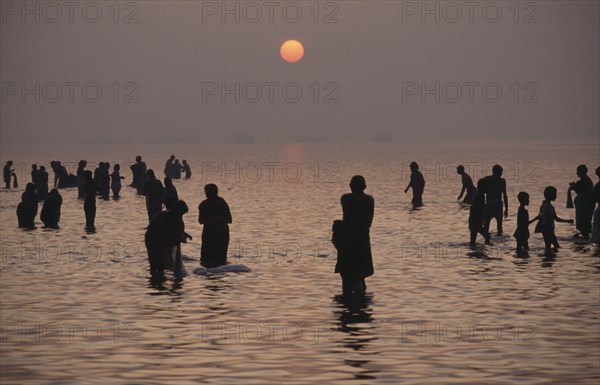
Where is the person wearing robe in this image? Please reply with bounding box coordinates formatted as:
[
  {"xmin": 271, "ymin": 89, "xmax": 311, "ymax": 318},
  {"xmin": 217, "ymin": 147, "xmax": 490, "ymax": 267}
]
[
  {"xmin": 83, "ymin": 171, "xmax": 98, "ymax": 231},
  {"xmin": 164, "ymin": 155, "xmax": 175, "ymax": 178},
  {"xmin": 163, "ymin": 177, "xmax": 179, "ymax": 210},
  {"xmin": 198, "ymin": 184, "xmax": 232, "ymax": 268},
  {"xmin": 41, "ymin": 189, "xmax": 62, "ymax": 229},
  {"xmin": 135, "ymin": 156, "xmax": 147, "ymax": 195},
  {"xmin": 568, "ymin": 165, "xmax": 594, "ymax": 239},
  {"xmin": 37, "ymin": 166, "xmax": 49, "ymax": 201},
  {"xmin": 3, "ymin": 161, "xmax": 14, "ymax": 189},
  {"xmin": 31, "ymin": 164, "xmax": 40, "ymax": 187},
  {"xmin": 76, "ymin": 160, "xmax": 87, "ymax": 199},
  {"xmin": 17, "ymin": 183, "xmax": 38, "ymax": 229},
  {"xmin": 336, "ymin": 175, "xmax": 374, "ymax": 296},
  {"xmin": 171, "ymin": 159, "xmax": 182, "ymax": 179}
]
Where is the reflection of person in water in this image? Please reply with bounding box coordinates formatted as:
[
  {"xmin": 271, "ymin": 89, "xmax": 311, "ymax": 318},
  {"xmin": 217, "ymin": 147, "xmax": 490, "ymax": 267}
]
[
  {"xmin": 456, "ymin": 165, "xmax": 476, "ymax": 204},
  {"xmin": 37, "ymin": 166, "xmax": 49, "ymax": 201},
  {"xmin": 336, "ymin": 175, "xmax": 374, "ymax": 296},
  {"xmin": 198, "ymin": 184, "xmax": 232, "ymax": 268},
  {"xmin": 41, "ymin": 189, "xmax": 62, "ymax": 229},
  {"xmin": 17, "ymin": 183, "xmax": 38, "ymax": 229},
  {"xmin": 83, "ymin": 171, "xmax": 98, "ymax": 231},
  {"xmin": 163, "ymin": 177, "xmax": 179, "ymax": 210},
  {"xmin": 404, "ymin": 161, "xmax": 425, "ymax": 207},
  {"xmin": 568, "ymin": 165, "xmax": 594, "ymax": 239},
  {"xmin": 469, "ymin": 178, "xmax": 492, "ymax": 246},
  {"xmin": 76, "ymin": 160, "xmax": 87, "ymax": 199},
  {"xmin": 591, "ymin": 167, "xmax": 600, "ymax": 245},
  {"xmin": 182, "ymin": 160, "xmax": 192, "ymax": 179},
  {"xmin": 513, "ymin": 192, "xmax": 539, "ymax": 255},
  {"xmin": 143, "ymin": 170, "xmax": 164, "ymax": 222},
  {"xmin": 145, "ymin": 200, "xmax": 190, "ymax": 279},
  {"xmin": 110, "ymin": 164, "xmax": 125, "ymax": 198},
  {"xmin": 3, "ymin": 161, "xmax": 14, "ymax": 189},
  {"xmin": 483, "ymin": 165, "xmax": 508, "ymax": 236}
]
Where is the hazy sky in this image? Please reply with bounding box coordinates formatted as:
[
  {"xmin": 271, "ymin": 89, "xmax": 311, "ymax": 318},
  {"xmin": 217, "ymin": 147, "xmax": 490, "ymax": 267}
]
[{"xmin": 1, "ymin": 0, "xmax": 598, "ymax": 144}]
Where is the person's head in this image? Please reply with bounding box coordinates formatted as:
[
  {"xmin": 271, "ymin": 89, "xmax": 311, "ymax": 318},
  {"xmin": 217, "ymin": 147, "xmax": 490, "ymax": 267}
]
[
  {"xmin": 31, "ymin": 164, "xmax": 38, "ymax": 170},
  {"xmin": 6, "ymin": 160, "xmax": 13, "ymax": 166},
  {"xmin": 204, "ymin": 183, "xmax": 218, "ymax": 198},
  {"xmin": 49, "ymin": 189, "xmax": 59, "ymax": 197},
  {"xmin": 543, "ymin": 186, "xmax": 558, "ymax": 201},
  {"xmin": 171, "ymin": 200, "xmax": 189, "ymax": 217},
  {"xmin": 174, "ymin": 159, "xmax": 180, "ymax": 165},
  {"xmin": 170, "ymin": 155, "xmax": 175, "ymax": 160},
  {"xmin": 492, "ymin": 164, "xmax": 503, "ymax": 177},
  {"xmin": 85, "ymin": 170, "xmax": 93, "ymax": 181},
  {"xmin": 182, "ymin": 159, "xmax": 188, "ymax": 165},
  {"xmin": 576, "ymin": 164, "xmax": 588, "ymax": 178},
  {"xmin": 476, "ymin": 178, "xmax": 487, "ymax": 193},
  {"xmin": 146, "ymin": 169, "xmax": 156, "ymax": 180},
  {"xmin": 99, "ymin": 161, "xmax": 105, "ymax": 168},
  {"xmin": 517, "ymin": 191, "xmax": 530, "ymax": 206},
  {"xmin": 456, "ymin": 165, "xmax": 465, "ymax": 175},
  {"xmin": 410, "ymin": 161, "xmax": 419, "ymax": 172},
  {"xmin": 114, "ymin": 164, "xmax": 120, "ymax": 171},
  {"xmin": 56, "ymin": 161, "xmax": 61, "ymax": 166},
  {"xmin": 50, "ymin": 161, "xmax": 56, "ymax": 168},
  {"xmin": 40, "ymin": 165, "xmax": 46, "ymax": 172},
  {"xmin": 164, "ymin": 177, "xmax": 173, "ymax": 187},
  {"xmin": 136, "ymin": 155, "xmax": 142, "ymax": 162},
  {"xmin": 596, "ymin": 166, "xmax": 600, "ymax": 179},
  {"xmin": 78, "ymin": 160, "xmax": 86, "ymax": 168},
  {"xmin": 104, "ymin": 162, "xmax": 110, "ymax": 169},
  {"xmin": 349, "ymin": 175, "xmax": 367, "ymax": 193},
  {"xmin": 25, "ymin": 183, "xmax": 36, "ymax": 193}
]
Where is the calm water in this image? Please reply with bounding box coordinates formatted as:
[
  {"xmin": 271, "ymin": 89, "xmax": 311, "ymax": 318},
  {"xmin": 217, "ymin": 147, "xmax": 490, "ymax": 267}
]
[{"xmin": 1, "ymin": 141, "xmax": 599, "ymax": 385}]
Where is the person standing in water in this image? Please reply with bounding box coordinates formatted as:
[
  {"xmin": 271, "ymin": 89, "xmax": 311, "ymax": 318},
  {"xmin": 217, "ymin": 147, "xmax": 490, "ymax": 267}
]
[
  {"xmin": 110, "ymin": 164, "xmax": 125, "ymax": 198},
  {"xmin": 198, "ymin": 184, "xmax": 232, "ymax": 268},
  {"xmin": 164, "ymin": 155, "xmax": 175, "ymax": 178},
  {"xmin": 76, "ymin": 160, "xmax": 87, "ymax": 199},
  {"xmin": 16, "ymin": 183, "xmax": 38, "ymax": 229},
  {"xmin": 568, "ymin": 165, "xmax": 594, "ymax": 239},
  {"xmin": 37, "ymin": 166, "xmax": 49, "ymax": 201},
  {"xmin": 143, "ymin": 170, "xmax": 164, "ymax": 222},
  {"xmin": 469, "ymin": 178, "xmax": 492, "ymax": 246},
  {"xmin": 483, "ymin": 165, "xmax": 508, "ymax": 236},
  {"xmin": 163, "ymin": 177, "xmax": 179, "ymax": 210},
  {"xmin": 456, "ymin": 165, "xmax": 476, "ymax": 204},
  {"xmin": 404, "ymin": 161, "xmax": 425, "ymax": 208},
  {"xmin": 513, "ymin": 192, "xmax": 539, "ymax": 255},
  {"xmin": 31, "ymin": 164, "xmax": 40, "ymax": 187},
  {"xmin": 41, "ymin": 189, "xmax": 63, "ymax": 229},
  {"xmin": 591, "ymin": 167, "xmax": 600, "ymax": 245},
  {"xmin": 135, "ymin": 156, "xmax": 147, "ymax": 195},
  {"xmin": 182, "ymin": 160, "xmax": 192, "ymax": 179},
  {"xmin": 83, "ymin": 170, "xmax": 98, "ymax": 231},
  {"xmin": 336, "ymin": 175, "xmax": 375, "ymax": 296},
  {"xmin": 172, "ymin": 159, "xmax": 182, "ymax": 179},
  {"xmin": 3, "ymin": 161, "xmax": 14, "ymax": 189},
  {"xmin": 537, "ymin": 186, "xmax": 573, "ymax": 254}
]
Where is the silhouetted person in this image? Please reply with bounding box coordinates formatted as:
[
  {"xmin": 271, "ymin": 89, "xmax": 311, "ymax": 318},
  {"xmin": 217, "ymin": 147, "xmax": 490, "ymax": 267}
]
[
  {"xmin": 31, "ymin": 164, "xmax": 40, "ymax": 186},
  {"xmin": 17, "ymin": 183, "xmax": 38, "ymax": 229},
  {"xmin": 134, "ymin": 156, "xmax": 147, "ymax": 195},
  {"xmin": 198, "ymin": 184, "xmax": 232, "ymax": 268},
  {"xmin": 41, "ymin": 189, "xmax": 62, "ymax": 229},
  {"xmin": 404, "ymin": 161, "xmax": 425, "ymax": 207},
  {"xmin": 483, "ymin": 165, "xmax": 508, "ymax": 235},
  {"xmin": 182, "ymin": 159, "xmax": 192, "ymax": 179},
  {"xmin": 76, "ymin": 160, "xmax": 87, "ymax": 199},
  {"xmin": 53, "ymin": 161, "xmax": 76, "ymax": 188},
  {"xmin": 592, "ymin": 167, "xmax": 600, "ymax": 245},
  {"xmin": 95, "ymin": 162, "xmax": 110, "ymax": 200},
  {"xmin": 568, "ymin": 165, "xmax": 594, "ymax": 239},
  {"xmin": 110, "ymin": 164, "xmax": 124, "ymax": 198},
  {"xmin": 336, "ymin": 175, "xmax": 374, "ymax": 296},
  {"xmin": 145, "ymin": 200, "xmax": 190, "ymax": 279},
  {"xmin": 129, "ymin": 157, "xmax": 139, "ymax": 188},
  {"xmin": 3, "ymin": 161, "xmax": 14, "ymax": 189},
  {"xmin": 163, "ymin": 177, "xmax": 179, "ymax": 210},
  {"xmin": 83, "ymin": 170, "xmax": 98, "ymax": 231},
  {"xmin": 164, "ymin": 155, "xmax": 175, "ymax": 178},
  {"xmin": 143, "ymin": 170, "xmax": 164, "ymax": 222},
  {"xmin": 514, "ymin": 192, "xmax": 539, "ymax": 255},
  {"xmin": 469, "ymin": 178, "xmax": 491, "ymax": 246},
  {"xmin": 456, "ymin": 165, "xmax": 476, "ymax": 204},
  {"xmin": 172, "ymin": 159, "xmax": 182, "ymax": 179},
  {"xmin": 537, "ymin": 186, "xmax": 573, "ymax": 254},
  {"xmin": 37, "ymin": 166, "xmax": 49, "ymax": 201}
]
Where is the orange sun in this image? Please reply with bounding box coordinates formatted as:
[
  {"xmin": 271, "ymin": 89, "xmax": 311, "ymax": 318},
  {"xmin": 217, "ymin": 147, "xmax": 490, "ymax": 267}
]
[{"xmin": 280, "ymin": 40, "xmax": 304, "ymax": 63}]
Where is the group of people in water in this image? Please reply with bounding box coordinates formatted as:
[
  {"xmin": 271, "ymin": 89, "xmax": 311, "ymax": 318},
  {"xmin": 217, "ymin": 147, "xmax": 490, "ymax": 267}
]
[{"xmin": 5, "ymin": 157, "xmax": 600, "ymax": 295}]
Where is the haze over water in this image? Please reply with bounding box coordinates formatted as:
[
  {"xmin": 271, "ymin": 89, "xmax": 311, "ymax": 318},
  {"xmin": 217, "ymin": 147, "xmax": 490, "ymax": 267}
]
[{"xmin": 1, "ymin": 141, "xmax": 598, "ymax": 384}]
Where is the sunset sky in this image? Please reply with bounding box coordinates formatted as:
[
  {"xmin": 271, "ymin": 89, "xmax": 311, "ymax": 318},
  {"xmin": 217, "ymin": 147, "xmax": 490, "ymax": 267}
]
[{"xmin": 1, "ymin": 1, "xmax": 598, "ymax": 144}]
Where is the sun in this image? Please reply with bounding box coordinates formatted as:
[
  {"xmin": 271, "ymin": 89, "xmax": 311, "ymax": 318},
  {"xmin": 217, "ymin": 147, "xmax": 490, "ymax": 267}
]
[{"xmin": 280, "ymin": 40, "xmax": 304, "ymax": 63}]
